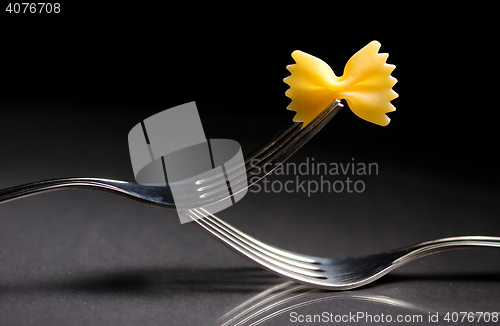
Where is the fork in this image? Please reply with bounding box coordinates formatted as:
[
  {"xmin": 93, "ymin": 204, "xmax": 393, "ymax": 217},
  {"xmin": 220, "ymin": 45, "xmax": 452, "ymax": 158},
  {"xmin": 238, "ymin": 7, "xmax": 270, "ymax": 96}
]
[
  {"xmin": 0, "ymin": 100, "xmax": 343, "ymax": 207},
  {"xmin": 1, "ymin": 100, "xmax": 499, "ymax": 290}
]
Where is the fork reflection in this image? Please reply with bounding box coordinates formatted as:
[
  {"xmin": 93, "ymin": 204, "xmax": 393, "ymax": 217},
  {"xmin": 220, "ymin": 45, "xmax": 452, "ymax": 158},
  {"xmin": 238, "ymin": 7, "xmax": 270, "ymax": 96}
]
[
  {"xmin": 212, "ymin": 282, "xmax": 432, "ymax": 326},
  {"xmin": 212, "ymin": 276, "xmax": 500, "ymax": 326}
]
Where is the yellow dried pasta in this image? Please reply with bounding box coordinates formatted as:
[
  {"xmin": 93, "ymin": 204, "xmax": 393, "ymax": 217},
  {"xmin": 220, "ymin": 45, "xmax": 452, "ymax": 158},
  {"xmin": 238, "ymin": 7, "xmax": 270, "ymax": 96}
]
[{"xmin": 284, "ymin": 41, "xmax": 398, "ymax": 127}]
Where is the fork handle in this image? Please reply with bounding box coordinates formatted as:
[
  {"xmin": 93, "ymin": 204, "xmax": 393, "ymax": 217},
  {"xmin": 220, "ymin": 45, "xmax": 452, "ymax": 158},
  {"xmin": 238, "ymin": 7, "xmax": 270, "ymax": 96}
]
[
  {"xmin": 398, "ymin": 236, "xmax": 500, "ymax": 259},
  {"xmin": 0, "ymin": 178, "xmax": 175, "ymax": 207}
]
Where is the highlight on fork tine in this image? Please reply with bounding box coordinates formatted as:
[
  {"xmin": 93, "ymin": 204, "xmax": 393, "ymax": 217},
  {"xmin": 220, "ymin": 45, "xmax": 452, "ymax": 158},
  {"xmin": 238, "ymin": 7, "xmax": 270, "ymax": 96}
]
[{"xmin": 283, "ymin": 40, "xmax": 398, "ymax": 127}]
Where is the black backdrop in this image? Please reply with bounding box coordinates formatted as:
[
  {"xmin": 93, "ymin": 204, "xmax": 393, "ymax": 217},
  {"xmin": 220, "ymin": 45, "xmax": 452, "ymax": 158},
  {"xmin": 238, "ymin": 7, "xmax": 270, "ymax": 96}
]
[{"xmin": 2, "ymin": 4, "xmax": 497, "ymax": 187}]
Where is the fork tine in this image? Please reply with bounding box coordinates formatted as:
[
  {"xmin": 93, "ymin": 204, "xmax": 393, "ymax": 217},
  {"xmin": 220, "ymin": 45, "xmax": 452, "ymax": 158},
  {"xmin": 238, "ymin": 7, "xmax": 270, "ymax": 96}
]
[
  {"xmin": 246, "ymin": 99, "xmax": 343, "ymax": 167},
  {"xmin": 205, "ymin": 212, "xmax": 320, "ymax": 264},
  {"xmin": 184, "ymin": 209, "xmax": 327, "ymax": 279},
  {"xmin": 246, "ymin": 100, "xmax": 343, "ymax": 184},
  {"xmin": 196, "ymin": 208, "xmax": 321, "ymax": 268},
  {"xmin": 196, "ymin": 100, "xmax": 344, "ymax": 201},
  {"xmin": 193, "ymin": 122, "xmax": 302, "ymax": 193},
  {"xmin": 195, "ymin": 121, "xmax": 302, "ymax": 187},
  {"xmin": 201, "ymin": 100, "xmax": 341, "ymax": 184},
  {"xmin": 245, "ymin": 122, "xmax": 302, "ymax": 167}
]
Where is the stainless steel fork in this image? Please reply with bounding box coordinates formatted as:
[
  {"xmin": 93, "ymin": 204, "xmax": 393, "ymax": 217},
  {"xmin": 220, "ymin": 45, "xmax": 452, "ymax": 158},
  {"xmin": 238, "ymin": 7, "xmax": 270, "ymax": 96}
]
[
  {"xmin": 0, "ymin": 100, "xmax": 344, "ymax": 208},
  {"xmin": 1, "ymin": 99, "xmax": 499, "ymax": 290}
]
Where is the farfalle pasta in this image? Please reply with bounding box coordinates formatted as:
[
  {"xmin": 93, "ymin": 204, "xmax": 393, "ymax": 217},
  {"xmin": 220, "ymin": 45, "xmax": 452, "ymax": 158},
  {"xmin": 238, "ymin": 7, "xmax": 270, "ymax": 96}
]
[{"xmin": 284, "ymin": 41, "xmax": 398, "ymax": 127}]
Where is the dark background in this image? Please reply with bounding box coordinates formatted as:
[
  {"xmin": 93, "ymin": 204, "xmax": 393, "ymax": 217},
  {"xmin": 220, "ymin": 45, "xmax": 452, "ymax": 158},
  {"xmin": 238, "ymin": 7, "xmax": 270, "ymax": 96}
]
[{"xmin": 1, "ymin": 4, "xmax": 499, "ymax": 325}]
